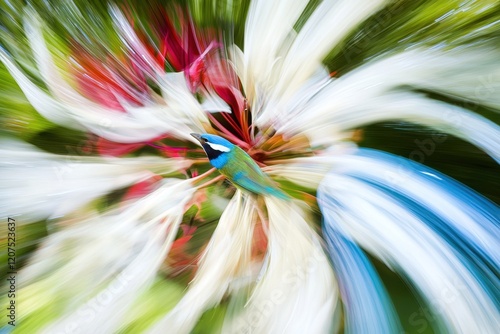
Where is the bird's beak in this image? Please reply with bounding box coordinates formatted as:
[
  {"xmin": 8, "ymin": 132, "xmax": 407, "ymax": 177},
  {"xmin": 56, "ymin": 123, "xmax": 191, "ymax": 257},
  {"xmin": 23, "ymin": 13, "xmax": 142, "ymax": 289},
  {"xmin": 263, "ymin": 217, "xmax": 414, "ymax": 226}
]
[{"xmin": 190, "ymin": 133, "xmax": 202, "ymax": 143}]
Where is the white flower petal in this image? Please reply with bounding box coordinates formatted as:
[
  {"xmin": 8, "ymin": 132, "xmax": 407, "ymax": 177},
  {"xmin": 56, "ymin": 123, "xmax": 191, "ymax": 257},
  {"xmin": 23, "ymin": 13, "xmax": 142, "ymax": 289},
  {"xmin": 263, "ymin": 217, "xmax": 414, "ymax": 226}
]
[
  {"xmin": 223, "ymin": 198, "xmax": 338, "ymax": 333},
  {"xmin": 228, "ymin": 44, "xmax": 249, "ymax": 97},
  {"xmin": 265, "ymin": 143, "xmax": 356, "ymax": 189},
  {"xmin": 293, "ymin": 47, "xmax": 500, "ymax": 111},
  {"xmin": 0, "ymin": 11, "xmax": 209, "ymax": 143},
  {"xmin": 110, "ymin": 5, "xmax": 163, "ymax": 76},
  {"xmin": 157, "ymin": 72, "xmax": 210, "ymax": 142},
  {"xmin": 0, "ymin": 139, "xmax": 189, "ymax": 223},
  {"xmin": 0, "ymin": 49, "xmax": 83, "ymax": 130},
  {"xmin": 267, "ymin": 162, "xmax": 330, "ymax": 189},
  {"xmin": 148, "ymin": 190, "xmax": 256, "ymax": 334},
  {"xmin": 338, "ymin": 47, "xmax": 500, "ymax": 109},
  {"xmin": 255, "ymin": 65, "xmax": 332, "ymax": 130},
  {"xmin": 24, "ymin": 14, "xmax": 170, "ymax": 141},
  {"xmin": 200, "ymin": 87, "xmax": 232, "ymax": 114},
  {"xmin": 21, "ymin": 180, "xmax": 195, "ymax": 333},
  {"xmin": 339, "ymin": 94, "xmax": 500, "ymax": 161},
  {"xmin": 280, "ymin": 89, "xmax": 500, "ymax": 161},
  {"xmin": 244, "ymin": 0, "xmax": 309, "ymax": 95},
  {"xmin": 273, "ymin": 0, "xmax": 389, "ymax": 102},
  {"xmin": 244, "ymin": 0, "xmax": 389, "ymax": 127},
  {"xmin": 273, "ymin": 48, "xmax": 500, "ymax": 158}
]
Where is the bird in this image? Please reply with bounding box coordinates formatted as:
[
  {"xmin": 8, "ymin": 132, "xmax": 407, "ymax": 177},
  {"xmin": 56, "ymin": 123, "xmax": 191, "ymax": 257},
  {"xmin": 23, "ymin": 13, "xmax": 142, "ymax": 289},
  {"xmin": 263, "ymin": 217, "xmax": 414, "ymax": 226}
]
[{"xmin": 191, "ymin": 133, "xmax": 289, "ymax": 199}]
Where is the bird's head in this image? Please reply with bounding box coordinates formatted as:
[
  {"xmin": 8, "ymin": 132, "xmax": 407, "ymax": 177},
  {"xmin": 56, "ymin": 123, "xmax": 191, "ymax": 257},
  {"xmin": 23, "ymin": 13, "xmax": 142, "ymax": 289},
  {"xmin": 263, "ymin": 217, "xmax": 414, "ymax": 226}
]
[{"xmin": 191, "ymin": 133, "xmax": 235, "ymax": 169}]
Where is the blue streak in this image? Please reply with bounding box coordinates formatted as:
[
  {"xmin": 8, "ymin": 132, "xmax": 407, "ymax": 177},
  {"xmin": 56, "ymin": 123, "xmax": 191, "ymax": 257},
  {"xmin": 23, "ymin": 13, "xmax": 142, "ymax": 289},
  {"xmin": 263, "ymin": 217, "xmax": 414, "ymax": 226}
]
[
  {"xmin": 318, "ymin": 148, "xmax": 500, "ymax": 332},
  {"xmin": 320, "ymin": 199, "xmax": 402, "ymax": 334}
]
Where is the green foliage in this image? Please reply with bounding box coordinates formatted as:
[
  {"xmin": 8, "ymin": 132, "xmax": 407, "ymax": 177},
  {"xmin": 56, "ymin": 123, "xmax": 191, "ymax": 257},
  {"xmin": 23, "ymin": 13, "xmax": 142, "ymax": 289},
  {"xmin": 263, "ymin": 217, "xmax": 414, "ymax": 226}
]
[
  {"xmin": 325, "ymin": 0, "xmax": 500, "ymax": 74},
  {"xmin": 0, "ymin": 220, "xmax": 48, "ymax": 283},
  {"xmin": 119, "ymin": 278, "xmax": 185, "ymax": 333},
  {"xmin": 0, "ymin": 74, "xmax": 53, "ymax": 141},
  {"xmin": 192, "ymin": 304, "xmax": 227, "ymax": 334}
]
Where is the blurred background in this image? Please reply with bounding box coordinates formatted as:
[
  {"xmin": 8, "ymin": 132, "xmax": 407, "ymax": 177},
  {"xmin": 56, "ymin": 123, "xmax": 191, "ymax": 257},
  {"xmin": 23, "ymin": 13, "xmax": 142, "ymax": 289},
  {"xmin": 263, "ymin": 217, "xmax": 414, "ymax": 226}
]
[{"xmin": 0, "ymin": 0, "xmax": 499, "ymax": 333}]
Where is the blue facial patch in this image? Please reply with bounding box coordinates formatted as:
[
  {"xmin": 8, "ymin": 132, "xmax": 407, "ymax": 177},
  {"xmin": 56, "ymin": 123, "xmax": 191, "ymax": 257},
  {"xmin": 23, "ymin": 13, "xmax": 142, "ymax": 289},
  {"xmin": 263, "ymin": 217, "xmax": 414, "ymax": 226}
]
[{"xmin": 209, "ymin": 152, "xmax": 229, "ymax": 169}]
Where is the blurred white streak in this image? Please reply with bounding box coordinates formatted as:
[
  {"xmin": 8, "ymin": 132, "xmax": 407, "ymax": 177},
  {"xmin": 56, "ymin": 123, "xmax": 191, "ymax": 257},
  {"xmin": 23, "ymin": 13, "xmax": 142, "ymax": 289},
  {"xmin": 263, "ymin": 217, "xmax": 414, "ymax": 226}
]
[
  {"xmin": 328, "ymin": 152, "xmax": 499, "ymax": 268},
  {"xmin": 0, "ymin": 48, "xmax": 81, "ymax": 131},
  {"xmin": 271, "ymin": 48, "xmax": 500, "ymax": 160},
  {"xmin": 273, "ymin": 0, "xmax": 389, "ymax": 103},
  {"xmin": 266, "ymin": 161, "xmax": 333, "ymax": 190},
  {"xmin": 223, "ymin": 197, "xmax": 338, "ymax": 333},
  {"xmin": 243, "ymin": 0, "xmax": 309, "ymax": 103},
  {"xmin": 21, "ymin": 180, "xmax": 195, "ymax": 333},
  {"xmin": 0, "ymin": 10, "xmax": 208, "ymax": 144},
  {"xmin": 109, "ymin": 5, "xmax": 163, "ymax": 77},
  {"xmin": 242, "ymin": 0, "xmax": 388, "ymax": 127},
  {"xmin": 264, "ymin": 143, "xmax": 357, "ymax": 189},
  {"xmin": 0, "ymin": 139, "xmax": 189, "ymax": 223},
  {"xmin": 381, "ymin": 48, "xmax": 500, "ymax": 109},
  {"xmin": 332, "ymin": 93, "xmax": 500, "ymax": 161},
  {"xmin": 282, "ymin": 91, "xmax": 500, "ymax": 161},
  {"xmin": 157, "ymin": 72, "xmax": 211, "ymax": 142},
  {"xmin": 148, "ymin": 190, "xmax": 256, "ymax": 334},
  {"xmin": 318, "ymin": 151, "xmax": 500, "ymax": 333},
  {"xmin": 111, "ymin": 6, "xmax": 213, "ymax": 141},
  {"xmin": 200, "ymin": 87, "xmax": 233, "ymax": 114}
]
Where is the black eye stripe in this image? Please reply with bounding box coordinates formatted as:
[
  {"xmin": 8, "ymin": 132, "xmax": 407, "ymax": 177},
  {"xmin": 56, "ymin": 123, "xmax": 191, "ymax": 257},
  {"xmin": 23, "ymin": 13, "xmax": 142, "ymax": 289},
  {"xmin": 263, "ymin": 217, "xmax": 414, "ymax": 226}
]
[{"xmin": 202, "ymin": 143, "xmax": 224, "ymax": 160}]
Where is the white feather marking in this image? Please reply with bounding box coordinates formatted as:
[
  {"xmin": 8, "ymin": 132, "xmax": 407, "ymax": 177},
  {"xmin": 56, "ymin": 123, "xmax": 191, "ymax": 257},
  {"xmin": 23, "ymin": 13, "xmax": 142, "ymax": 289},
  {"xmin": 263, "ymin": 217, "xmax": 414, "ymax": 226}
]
[{"xmin": 206, "ymin": 142, "xmax": 231, "ymax": 152}]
